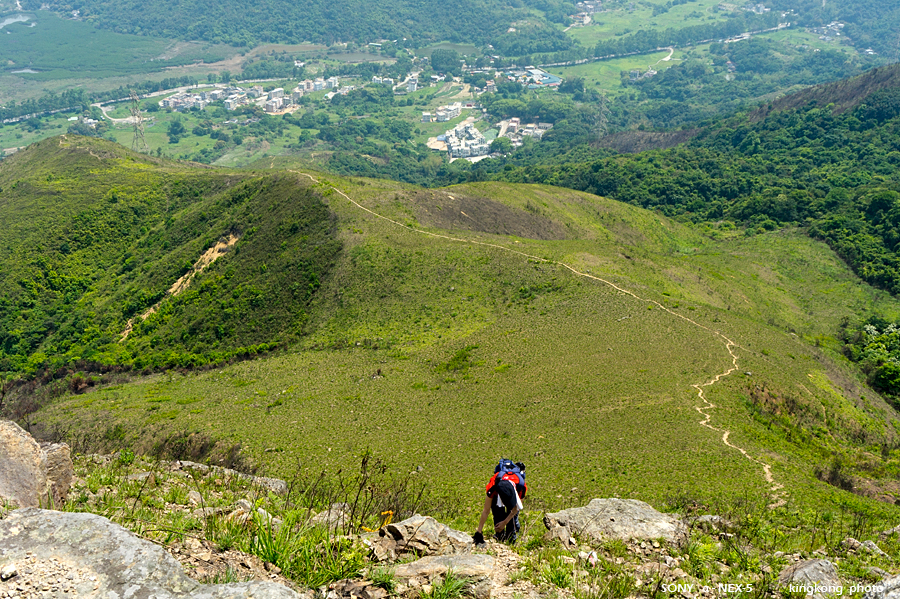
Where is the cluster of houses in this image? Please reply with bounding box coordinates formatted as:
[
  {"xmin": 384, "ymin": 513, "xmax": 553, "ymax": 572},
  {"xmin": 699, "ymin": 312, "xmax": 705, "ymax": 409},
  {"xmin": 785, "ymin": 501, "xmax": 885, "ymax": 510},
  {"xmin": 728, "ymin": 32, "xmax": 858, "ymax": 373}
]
[
  {"xmin": 808, "ymin": 21, "xmax": 844, "ymax": 42},
  {"xmin": 443, "ymin": 122, "xmax": 490, "ymax": 159},
  {"xmin": 575, "ymin": 0, "xmax": 602, "ymax": 13},
  {"xmin": 422, "ymin": 102, "xmax": 463, "ymax": 123},
  {"xmin": 160, "ymin": 89, "xmax": 226, "ymax": 111},
  {"xmin": 373, "ymin": 76, "xmax": 419, "ymax": 93},
  {"xmin": 160, "ymin": 77, "xmax": 347, "ymax": 114},
  {"xmin": 628, "ymin": 69, "xmax": 658, "ymax": 81},
  {"xmin": 503, "ymin": 67, "xmax": 562, "ymax": 89},
  {"xmin": 743, "ymin": 3, "xmax": 771, "ymax": 14},
  {"xmin": 503, "ymin": 118, "xmax": 552, "ymax": 145}
]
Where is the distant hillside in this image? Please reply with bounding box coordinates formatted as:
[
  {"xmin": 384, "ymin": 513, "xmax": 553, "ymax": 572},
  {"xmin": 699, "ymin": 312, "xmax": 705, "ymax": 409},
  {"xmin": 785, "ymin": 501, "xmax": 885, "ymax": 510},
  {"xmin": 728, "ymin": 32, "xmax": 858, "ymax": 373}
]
[
  {"xmin": 751, "ymin": 62, "xmax": 900, "ymax": 119},
  {"xmin": 594, "ymin": 129, "xmax": 701, "ymax": 154},
  {"xmin": 30, "ymin": 0, "xmax": 564, "ymax": 46}
]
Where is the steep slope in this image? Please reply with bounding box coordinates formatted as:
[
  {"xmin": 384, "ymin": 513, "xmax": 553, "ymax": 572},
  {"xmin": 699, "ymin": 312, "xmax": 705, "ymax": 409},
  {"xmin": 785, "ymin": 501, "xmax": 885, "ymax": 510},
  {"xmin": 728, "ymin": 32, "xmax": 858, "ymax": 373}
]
[
  {"xmin": 10, "ymin": 142, "xmax": 900, "ymax": 521},
  {"xmin": 0, "ymin": 136, "xmax": 339, "ymax": 375}
]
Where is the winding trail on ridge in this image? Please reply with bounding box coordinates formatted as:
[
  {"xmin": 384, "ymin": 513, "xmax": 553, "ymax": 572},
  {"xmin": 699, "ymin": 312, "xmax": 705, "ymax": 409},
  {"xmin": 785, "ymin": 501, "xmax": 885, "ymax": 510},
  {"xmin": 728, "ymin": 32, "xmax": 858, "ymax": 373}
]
[{"xmin": 293, "ymin": 171, "xmax": 785, "ymax": 505}]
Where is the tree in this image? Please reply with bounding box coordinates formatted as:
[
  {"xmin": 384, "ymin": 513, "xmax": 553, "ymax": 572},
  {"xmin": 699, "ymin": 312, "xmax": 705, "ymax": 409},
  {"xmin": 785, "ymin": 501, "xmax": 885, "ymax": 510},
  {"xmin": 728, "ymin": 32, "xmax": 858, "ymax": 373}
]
[
  {"xmin": 168, "ymin": 118, "xmax": 186, "ymax": 144},
  {"xmin": 430, "ymin": 49, "xmax": 461, "ymax": 75},
  {"xmin": 490, "ymin": 137, "xmax": 512, "ymax": 154}
]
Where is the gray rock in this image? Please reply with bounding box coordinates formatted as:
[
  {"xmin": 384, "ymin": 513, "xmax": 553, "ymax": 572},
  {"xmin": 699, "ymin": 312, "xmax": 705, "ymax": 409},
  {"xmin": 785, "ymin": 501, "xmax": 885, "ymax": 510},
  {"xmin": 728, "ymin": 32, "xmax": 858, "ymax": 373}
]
[
  {"xmin": 0, "ymin": 508, "xmax": 299, "ymax": 598},
  {"xmin": 862, "ymin": 540, "xmax": 889, "ymax": 558},
  {"xmin": 776, "ymin": 559, "xmax": 842, "ymax": 598},
  {"xmin": 188, "ymin": 490, "xmax": 203, "ymax": 506},
  {"xmin": 310, "ymin": 504, "xmax": 349, "ymax": 529},
  {"xmin": 394, "ymin": 554, "xmax": 495, "ymax": 599},
  {"xmin": 192, "ymin": 507, "xmax": 229, "ymax": 518},
  {"xmin": 843, "ymin": 538, "xmax": 862, "ymax": 551},
  {"xmin": 864, "ymin": 574, "xmax": 900, "ymax": 599},
  {"xmin": 0, "ymin": 420, "xmax": 48, "ymax": 508},
  {"xmin": 544, "ymin": 498, "xmax": 687, "ymax": 544},
  {"xmin": 382, "ymin": 515, "xmax": 473, "ymax": 557},
  {"xmin": 40, "ymin": 442, "xmax": 74, "ymax": 506}
]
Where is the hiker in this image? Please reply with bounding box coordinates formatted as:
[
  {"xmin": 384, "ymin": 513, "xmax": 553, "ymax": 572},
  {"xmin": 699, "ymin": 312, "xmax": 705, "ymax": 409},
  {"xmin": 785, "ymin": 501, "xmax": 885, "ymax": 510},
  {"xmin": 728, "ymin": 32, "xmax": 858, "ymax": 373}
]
[{"xmin": 474, "ymin": 459, "xmax": 526, "ymax": 544}]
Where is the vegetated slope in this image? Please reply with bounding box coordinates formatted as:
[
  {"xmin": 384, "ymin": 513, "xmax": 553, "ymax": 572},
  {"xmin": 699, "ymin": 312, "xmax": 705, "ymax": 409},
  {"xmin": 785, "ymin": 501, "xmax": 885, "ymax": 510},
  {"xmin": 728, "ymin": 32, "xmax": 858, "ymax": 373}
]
[
  {"xmin": 0, "ymin": 136, "xmax": 340, "ymax": 377},
  {"xmin": 750, "ymin": 62, "xmax": 900, "ymax": 119},
  {"xmin": 30, "ymin": 0, "xmax": 560, "ymax": 47},
  {"xmin": 488, "ymin": 63, "xmax": 900, "ymax": 296},
  {"xmin": 23, "ymin": 160, "xmax": 900, "ymax": 520}
]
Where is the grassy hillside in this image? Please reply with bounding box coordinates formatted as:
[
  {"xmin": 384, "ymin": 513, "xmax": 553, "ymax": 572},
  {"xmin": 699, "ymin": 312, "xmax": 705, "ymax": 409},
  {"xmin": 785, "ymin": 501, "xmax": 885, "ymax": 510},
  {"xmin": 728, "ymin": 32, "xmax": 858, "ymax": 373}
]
[
  {"xmin": 7, "ymin": 138, "xmax": 900, "ymax": 527},
  {"xmin": 0, "ymin": 136, "xmax": 339, "ymax": 375}
]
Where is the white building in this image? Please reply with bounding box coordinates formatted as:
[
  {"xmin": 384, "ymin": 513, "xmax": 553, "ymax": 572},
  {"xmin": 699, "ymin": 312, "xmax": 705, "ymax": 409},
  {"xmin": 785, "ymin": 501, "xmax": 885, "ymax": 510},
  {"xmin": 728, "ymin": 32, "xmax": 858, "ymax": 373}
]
[
  {"xmin": 268, "ymin": 88, "xmax": 284, "ymax": 100},
  {"xmin": 435, "ymin": 102, "xmax": 462, "ymax": 122}
]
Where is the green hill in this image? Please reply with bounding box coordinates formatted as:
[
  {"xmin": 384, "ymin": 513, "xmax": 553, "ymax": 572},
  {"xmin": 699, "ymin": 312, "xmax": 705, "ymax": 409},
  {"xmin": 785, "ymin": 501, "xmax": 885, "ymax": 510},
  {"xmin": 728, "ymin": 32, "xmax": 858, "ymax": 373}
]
[
  {"xmin": 5, "ymin": 136, "xmax": 900, "ymax": 524},
  {"xmin": 31, "ymin": 0, "xmax": 561, "ymax": 47}
]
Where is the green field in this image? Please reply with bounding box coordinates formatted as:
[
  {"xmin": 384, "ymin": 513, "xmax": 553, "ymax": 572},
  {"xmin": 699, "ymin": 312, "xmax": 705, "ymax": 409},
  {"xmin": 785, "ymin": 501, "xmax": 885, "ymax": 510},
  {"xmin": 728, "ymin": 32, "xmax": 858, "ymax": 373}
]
[
  {"xmin": 547, "ymin": 50, "xmax": 686, "ymax": 94},
  {"xmin": 565, "ymin": 0, "xmax": 728, "ymax": 48}
]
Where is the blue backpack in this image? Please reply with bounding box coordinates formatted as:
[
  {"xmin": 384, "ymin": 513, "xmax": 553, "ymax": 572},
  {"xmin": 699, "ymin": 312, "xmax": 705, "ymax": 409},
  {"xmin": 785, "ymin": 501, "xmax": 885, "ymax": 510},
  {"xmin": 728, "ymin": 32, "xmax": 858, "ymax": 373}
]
[{"xmin": 494, "ymin": 459, "xmax": 527, "ymax": 497}]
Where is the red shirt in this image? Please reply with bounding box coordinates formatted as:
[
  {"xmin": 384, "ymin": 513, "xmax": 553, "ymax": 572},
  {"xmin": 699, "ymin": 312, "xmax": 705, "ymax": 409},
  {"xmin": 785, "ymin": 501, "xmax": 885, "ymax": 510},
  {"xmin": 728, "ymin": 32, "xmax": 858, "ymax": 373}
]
[{"xmin": 486, "ymin": 472, "xmax": 526, "ymax": 498}]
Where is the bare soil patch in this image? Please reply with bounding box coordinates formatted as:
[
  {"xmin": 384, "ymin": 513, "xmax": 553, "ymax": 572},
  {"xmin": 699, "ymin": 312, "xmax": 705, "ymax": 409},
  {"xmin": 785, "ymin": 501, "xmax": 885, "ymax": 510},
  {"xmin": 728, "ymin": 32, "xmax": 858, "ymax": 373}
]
[{"xmin": 410, "ymin": 190, "xmax": 569, "ymax": 240}]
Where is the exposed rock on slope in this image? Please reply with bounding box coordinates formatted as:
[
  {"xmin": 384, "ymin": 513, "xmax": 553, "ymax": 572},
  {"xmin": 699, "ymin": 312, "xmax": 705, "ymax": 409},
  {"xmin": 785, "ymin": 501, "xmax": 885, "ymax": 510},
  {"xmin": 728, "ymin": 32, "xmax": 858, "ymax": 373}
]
[
  {"xmin": 0, "ymin": 420, "xmax": 73, "ymax": 508},
  {"xmin": 0, "ymin": 508, "xmax": 299, "ymax": 598},
  {"xmin": 543, "ymin": 498, "xmax": 687, "ymax": 544}
]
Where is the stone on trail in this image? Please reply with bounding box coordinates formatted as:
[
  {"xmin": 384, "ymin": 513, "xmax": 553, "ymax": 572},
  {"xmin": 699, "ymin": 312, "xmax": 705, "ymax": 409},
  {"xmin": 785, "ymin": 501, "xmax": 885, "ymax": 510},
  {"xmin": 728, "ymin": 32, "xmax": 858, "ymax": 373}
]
[
  {"xmin": 776, "ymin": 559, "xmax": 842, "ymax": 599},
  {"xmin": 543, "ymin": 498, "xmax": 687, "ymax": 544},
  {"xmin": 377, "ymin": 515, "xmax": 473, "ymax": 558},
  {"xmin": 393, "ymin": 554, "xmax": 495, "ymax": 599},
  {"xmin": 0, "ymin": 508, "xmax": 299, "ymax": 598}
]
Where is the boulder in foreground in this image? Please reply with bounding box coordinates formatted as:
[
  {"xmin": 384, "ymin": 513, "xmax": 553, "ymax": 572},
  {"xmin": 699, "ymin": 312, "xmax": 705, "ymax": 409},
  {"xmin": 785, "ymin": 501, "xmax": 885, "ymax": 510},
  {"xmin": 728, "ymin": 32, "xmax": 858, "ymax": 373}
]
[
  {"xmin": 543, "ymin": 498, "xmax": 687, "ymax": 544},
  {"xmin": 0, "ymin": 508, "xmax": 299, "ymax": 598}
]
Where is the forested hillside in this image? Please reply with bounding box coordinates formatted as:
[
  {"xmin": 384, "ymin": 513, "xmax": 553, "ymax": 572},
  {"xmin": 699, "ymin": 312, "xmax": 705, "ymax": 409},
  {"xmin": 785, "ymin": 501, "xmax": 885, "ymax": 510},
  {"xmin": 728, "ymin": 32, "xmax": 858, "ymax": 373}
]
[
  {"xmin": 0, "ymin": 138, "xmax": 339, "ymax": 376},
  {"xmin": 30, "ymin": 0, "xmax": 569, "ymax": 46}
]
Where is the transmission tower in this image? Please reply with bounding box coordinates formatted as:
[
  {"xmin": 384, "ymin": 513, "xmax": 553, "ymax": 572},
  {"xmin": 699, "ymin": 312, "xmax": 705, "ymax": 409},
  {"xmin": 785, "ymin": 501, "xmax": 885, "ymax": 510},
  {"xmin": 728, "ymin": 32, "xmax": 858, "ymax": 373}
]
[
  {"xmin": 595, "ymin": 93, "xmax": 611, "ymax": 140},
  {"xmin": 130, "ymin": 91, "xmax": 149, "ymax": 153}
]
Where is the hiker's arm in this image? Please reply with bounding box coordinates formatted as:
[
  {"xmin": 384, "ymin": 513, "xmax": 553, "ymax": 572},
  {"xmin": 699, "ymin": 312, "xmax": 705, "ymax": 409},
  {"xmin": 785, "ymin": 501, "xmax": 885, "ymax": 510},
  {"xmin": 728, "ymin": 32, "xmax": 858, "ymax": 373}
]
[
  {"xmin": 476, "ymin": 495, "xmax": 492, "ymax": 533},
  {"xmin": 494, "ymin": 505, "xmax": 519, "ymax": 532}
]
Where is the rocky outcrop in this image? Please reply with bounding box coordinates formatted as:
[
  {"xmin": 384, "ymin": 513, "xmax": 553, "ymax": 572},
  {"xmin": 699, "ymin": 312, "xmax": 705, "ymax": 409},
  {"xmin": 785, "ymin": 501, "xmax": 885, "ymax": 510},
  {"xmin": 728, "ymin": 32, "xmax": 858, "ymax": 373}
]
[
  {"xmin": 0, "ymin": 508, "xmax": 299, "ymax": 598},
  {"xmin": 369, "ymin": 515, "xmax": 473, "ymax": 561},
  {"xmin": 544, "ymin": 498, "xmax": 687, "ymax": 544},
  {"xmin": 394, "ymin": 554, "xmax": 494, "ymax": 599},
  {"xmin": 0, "ymin": 420, "xmax": 73, "ymax": 509},
  {"xmin": 864, "ymin": 574, "xmax": 900, "ymax": 599},
  {"xmin": 0, "ymin": 421, "xmax": 46, "ymax": 509},
  {"xmin": 776, "ymin": 559, "xmax": 842, "ymax": 598}
]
